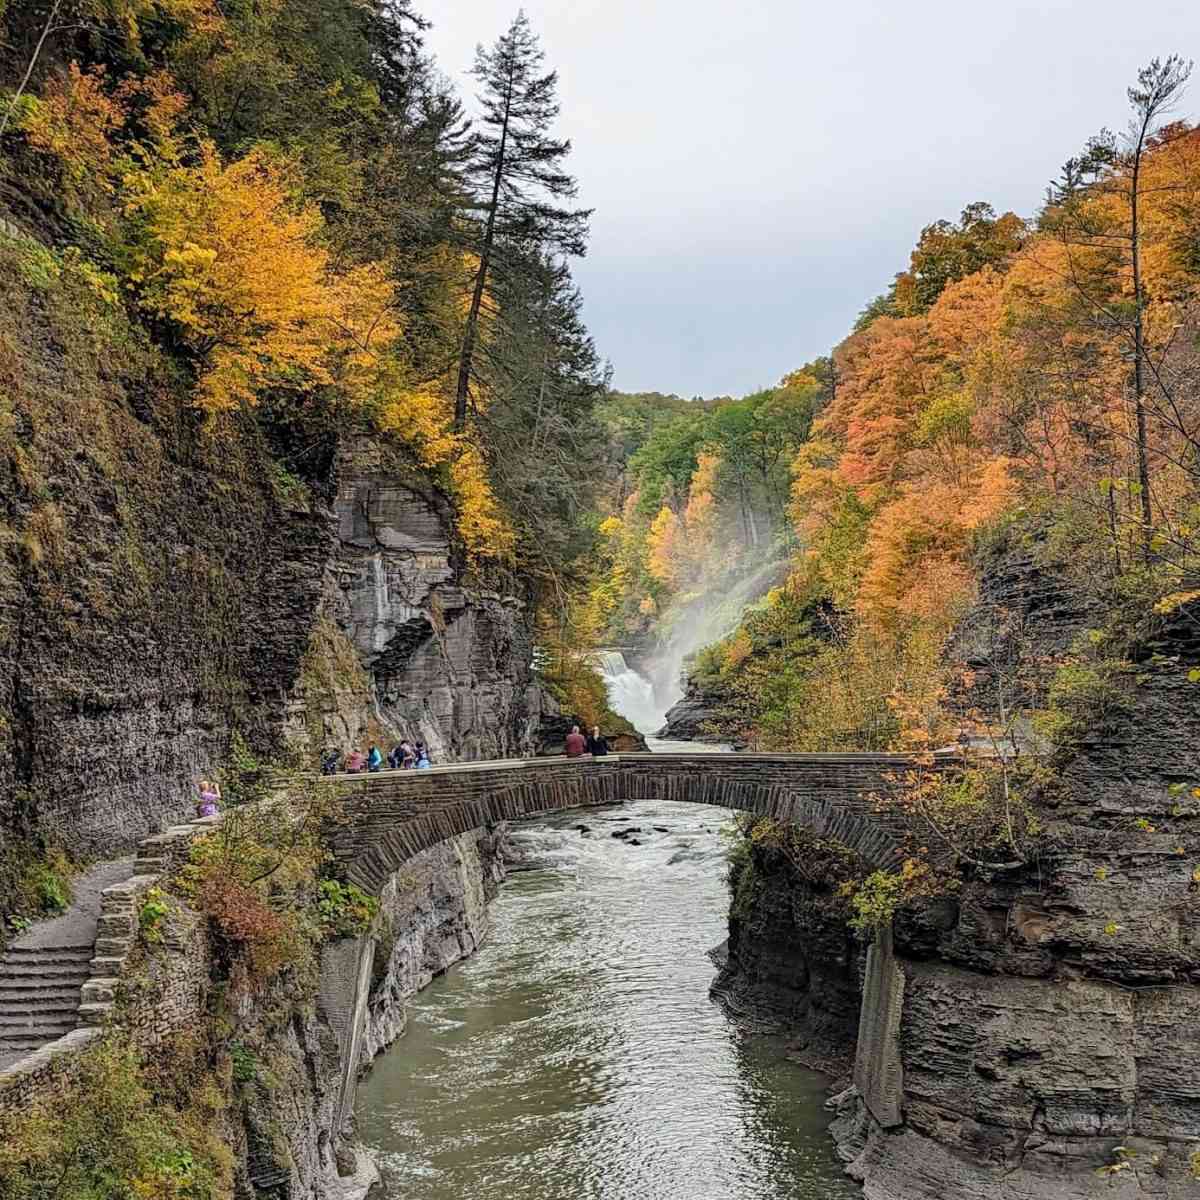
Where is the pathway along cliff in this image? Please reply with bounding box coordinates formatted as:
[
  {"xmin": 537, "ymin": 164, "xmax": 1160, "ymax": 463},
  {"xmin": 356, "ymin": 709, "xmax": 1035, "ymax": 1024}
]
[{"xmin": 355, "ymin": 796, "xmax": 855, "ymax": 1199}]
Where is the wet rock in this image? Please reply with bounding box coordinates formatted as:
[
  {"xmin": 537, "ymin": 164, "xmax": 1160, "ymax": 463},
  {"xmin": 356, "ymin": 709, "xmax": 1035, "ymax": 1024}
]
[{"xmin": 658, "ymin": 683, "xmax": 726, "ymax": 742}]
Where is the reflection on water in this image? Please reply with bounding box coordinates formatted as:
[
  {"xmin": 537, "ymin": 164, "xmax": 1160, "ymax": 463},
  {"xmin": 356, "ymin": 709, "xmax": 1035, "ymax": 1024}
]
[{"xmin": 355, "ymin": 799, "xmax": 857, "ymax": 1200}]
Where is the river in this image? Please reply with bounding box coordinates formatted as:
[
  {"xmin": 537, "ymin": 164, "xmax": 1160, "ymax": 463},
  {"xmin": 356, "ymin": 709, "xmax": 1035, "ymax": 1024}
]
[{"xmin": 355, "ymin": 788, "xmax": 857, "ymax": 1199}]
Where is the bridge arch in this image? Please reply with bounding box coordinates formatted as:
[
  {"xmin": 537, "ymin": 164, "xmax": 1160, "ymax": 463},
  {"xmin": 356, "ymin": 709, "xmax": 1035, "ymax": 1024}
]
[{"xmin": 328, "ymin": 752, "xmax": 935, "ymax": 894}]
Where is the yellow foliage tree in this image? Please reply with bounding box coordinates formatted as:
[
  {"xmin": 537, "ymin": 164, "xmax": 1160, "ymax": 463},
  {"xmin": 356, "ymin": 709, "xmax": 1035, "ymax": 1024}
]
[
  {"xmin": 646, "ymin": 506, "xmax": 683, "ymax": 588},
  {"xmin": 124, "ymin": 145, "xmax": 398, "ymax": 411},
  {"xmin": 21, "ymin": 63, "xmax": 127, "ymax": 207}
]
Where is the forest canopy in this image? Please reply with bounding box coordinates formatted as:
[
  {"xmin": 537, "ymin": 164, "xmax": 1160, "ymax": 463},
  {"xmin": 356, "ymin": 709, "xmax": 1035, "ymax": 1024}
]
[{"xmin": 0, "ymin": 0, "xmax": 606, "ymax": 575}]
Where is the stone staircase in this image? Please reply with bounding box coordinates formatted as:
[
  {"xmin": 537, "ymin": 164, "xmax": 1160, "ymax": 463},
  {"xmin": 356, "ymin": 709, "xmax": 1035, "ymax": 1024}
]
[
  {"xmin": 0, "ymin": 858, "xmax": 135, "ymax": 1074},
  {"xmin": 0, "ymin": 944, "xmax": 94, "ymax": 1067}
]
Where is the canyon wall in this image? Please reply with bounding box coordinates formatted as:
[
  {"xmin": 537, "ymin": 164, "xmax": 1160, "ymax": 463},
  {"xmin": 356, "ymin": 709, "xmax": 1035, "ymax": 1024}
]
[
  {"xmin": 0, "ymin": 231, "xmax": 546, "ymax": 878},
  {"xmin": 724, "ymin": 533, "xmax": 1200, "ymax": 1197},
  {"xmin": 713, "ymin": 830, "xmax": 863, "ymax": 1075}
]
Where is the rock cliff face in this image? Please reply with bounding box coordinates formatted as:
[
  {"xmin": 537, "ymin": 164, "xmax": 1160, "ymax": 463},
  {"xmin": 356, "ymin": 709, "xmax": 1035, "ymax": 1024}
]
[
  {"xmin": 213, "ymin": 829, "xmax": 504, "ymax": 1200},
  {"xmin": 0, "ymin": 231, "xmax": 545, "ymax": 875},
  {"xmin": 713, "ymin": 834, "xmax": 862, "ymax": 1074},
  {"xmin": 659, "ymin": 677, "xmax": 726, "ymax": 742},
  {"xmin": 724, "ymin": 536, "xmax": 1200, "ymax": 1197},
  {"xmin": 300, "ymin": 439, "xmax": 543, "ymax": 763},
  {"xmin": 361, "ymin": 826, "xmax": 506, "ymax": 1061}
]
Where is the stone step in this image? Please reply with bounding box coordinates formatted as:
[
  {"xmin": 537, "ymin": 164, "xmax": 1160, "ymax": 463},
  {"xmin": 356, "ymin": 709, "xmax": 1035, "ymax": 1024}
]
[
  {"xmin": 0, "ymin": 983, "xmax": 84, "ymax": 1002},
  {"xmin": 92, "ymin": 937, "xmax": 132, "ymax": 958},
  {"xmin": 0, "ymin": 1006, "xmax": 80, "ymax": 1025},
  {"xmin": 80, "ymin": 978, "xmax": 118, "ymax": 1005},
  {"xmin": 0, "ymin": 960, "xmax": 92, "ymax": 979},
  {"xmin": 1, "ymin": 946, "xmax": 94, "ymax": 966},
  {"xmin": 0, "ymin": 1024, "xmax": 77, "ymax": 1044},
  {"xmin": 96, "ymin": 914, "xmax": 135, "ymax": 939},
  {"xmin": 76, "ymin": 1001, "xmax": 113, "ymax": 1026},
  {"xmin": 0, "ymin": 1035, "xmax": 48, "ymax": 1052}
]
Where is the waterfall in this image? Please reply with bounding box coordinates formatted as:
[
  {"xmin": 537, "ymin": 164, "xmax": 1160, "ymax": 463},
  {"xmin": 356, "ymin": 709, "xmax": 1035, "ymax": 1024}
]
[{"xmin": 594, "ymin": 650, "xmax": 663, "ymax": 735}]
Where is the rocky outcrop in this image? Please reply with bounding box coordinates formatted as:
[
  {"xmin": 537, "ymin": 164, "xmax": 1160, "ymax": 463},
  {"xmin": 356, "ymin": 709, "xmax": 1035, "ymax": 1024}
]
[
  {"xmin": 299, "ymin": 439, "xmax": 545, "ymax": 763},
  {"xmin": 659, "ymin": 678, "xmax": 727, "ymax": 742},
  {"xmin": 713, "ymin": 832, "xmax": 864, "ymax": 1075}
]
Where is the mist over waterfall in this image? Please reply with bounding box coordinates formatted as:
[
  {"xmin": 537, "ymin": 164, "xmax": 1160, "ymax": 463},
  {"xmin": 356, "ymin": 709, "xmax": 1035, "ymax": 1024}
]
[
  {"xmin": 643, "ymin": 554, "xmax": 790, "ymax": 719},
  {"xmin": 595, "ymin": 553, "xmax": 789, "ymax": 737}
]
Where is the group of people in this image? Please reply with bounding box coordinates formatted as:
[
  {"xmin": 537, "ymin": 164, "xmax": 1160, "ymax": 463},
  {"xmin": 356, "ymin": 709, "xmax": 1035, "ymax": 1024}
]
[
  {"xmin": 564, "ymin": 725, "xmax": 610, "ymax": 757},
  {"xmin": 321, "ymin": 740, "xmax": 432, "ymax": 775}
]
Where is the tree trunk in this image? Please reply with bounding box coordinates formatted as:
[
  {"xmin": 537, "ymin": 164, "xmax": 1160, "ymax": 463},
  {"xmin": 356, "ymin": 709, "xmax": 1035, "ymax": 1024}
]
[
  {"xmin": 1130, "ymin": 134, "xmax": 1154, "ymax": 561},
  {"xmin": 454, "ymin": 72, "xmax": 513, "ymax": 430},
  {"xmin": 0, "ymin": 0, "xmax": 64, "ymax": 140}
]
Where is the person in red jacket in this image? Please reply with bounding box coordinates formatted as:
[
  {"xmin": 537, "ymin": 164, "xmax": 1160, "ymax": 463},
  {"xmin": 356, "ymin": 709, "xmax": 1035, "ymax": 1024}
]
[{"xmin": 564, "ymin": 725, "xmax": 587, "ymax": 757}]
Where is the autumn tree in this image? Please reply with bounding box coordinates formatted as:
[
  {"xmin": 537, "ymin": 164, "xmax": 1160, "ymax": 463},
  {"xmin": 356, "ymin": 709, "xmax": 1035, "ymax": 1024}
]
[
  {"xmin": 1040, "ymin": 57, "xmax": 1193, "ymax": 562},
  {"xmin": 454, "ymin": 11, "xmax": 589, "ymax": 428},
  {"xmin": 891, "ymin": 202, "xmax": 1025, "ymax": 316}
]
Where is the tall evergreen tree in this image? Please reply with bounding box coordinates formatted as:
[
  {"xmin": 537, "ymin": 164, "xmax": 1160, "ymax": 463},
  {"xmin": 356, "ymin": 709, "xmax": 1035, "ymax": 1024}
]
[
  {"xmin": 455, "ymin": 11, "xmax": 589, "ymax": 429},
  {"xmin": 480, "ymin": 252, "xmax": 608, "ymax": 571}
]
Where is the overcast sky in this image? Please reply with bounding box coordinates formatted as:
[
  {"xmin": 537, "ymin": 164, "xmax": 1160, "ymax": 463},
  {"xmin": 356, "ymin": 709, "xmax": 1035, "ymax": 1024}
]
[{"xmin": 424, "ymin": 1, "xmax": 1200, "ymax": 398}]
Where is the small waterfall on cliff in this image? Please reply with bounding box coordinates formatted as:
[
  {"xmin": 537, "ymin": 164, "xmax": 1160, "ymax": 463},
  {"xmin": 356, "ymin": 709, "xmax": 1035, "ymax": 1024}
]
[{"xmin": 594, "ymin": 650, "xmax": 663, "ymax": 735}]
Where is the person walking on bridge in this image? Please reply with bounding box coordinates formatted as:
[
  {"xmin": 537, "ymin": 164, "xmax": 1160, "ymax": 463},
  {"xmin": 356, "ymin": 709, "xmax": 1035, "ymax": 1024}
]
[
  {"xmin": 587, "ymin": 726, "xmax": 610, "ymax": 756},
  {"xmin": 564, "ymin": 725, "xmax": 587, "ymax": 757}
]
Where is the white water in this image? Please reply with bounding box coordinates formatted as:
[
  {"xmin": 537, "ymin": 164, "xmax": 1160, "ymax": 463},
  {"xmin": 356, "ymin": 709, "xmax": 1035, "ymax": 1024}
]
[
  {"xmin": 594, "ymin": 553, "xmax": 787, "ymax": 739},
  {"xmin": 594, "ymin": 649, "xmax": 668, "ymax": 735}
]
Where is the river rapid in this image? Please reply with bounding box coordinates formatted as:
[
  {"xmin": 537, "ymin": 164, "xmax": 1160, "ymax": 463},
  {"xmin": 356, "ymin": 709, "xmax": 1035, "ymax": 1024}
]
[{"xmin": 355, "ymin": 784, "xmax": 856, "ymax": 1199}]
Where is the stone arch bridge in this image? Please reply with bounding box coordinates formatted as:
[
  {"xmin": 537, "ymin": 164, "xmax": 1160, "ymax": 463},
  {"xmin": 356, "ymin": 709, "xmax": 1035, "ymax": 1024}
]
[
  {"xmin": 325, "ymin": 751, "xmax": 956, "ymax": 1133},
  {"xmin": 329, "ymin": 751, "xmax": 951, "ymax": 891}
]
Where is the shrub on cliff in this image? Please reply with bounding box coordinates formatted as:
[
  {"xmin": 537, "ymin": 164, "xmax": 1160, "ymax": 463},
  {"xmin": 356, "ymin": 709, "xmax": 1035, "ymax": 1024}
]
[
  {"xmin": 173, "ymin": 745, "xmax": 352, "ymax": 991},
  {"xmin": 0, "ymin": 1034, "xmax": 232, "ymax": 1200}
]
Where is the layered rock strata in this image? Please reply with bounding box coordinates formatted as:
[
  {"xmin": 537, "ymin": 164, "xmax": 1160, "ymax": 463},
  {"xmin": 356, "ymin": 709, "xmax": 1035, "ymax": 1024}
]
[{"xmin": 713, "ymin": 834, "xmax": 863, "ymax": 1074}]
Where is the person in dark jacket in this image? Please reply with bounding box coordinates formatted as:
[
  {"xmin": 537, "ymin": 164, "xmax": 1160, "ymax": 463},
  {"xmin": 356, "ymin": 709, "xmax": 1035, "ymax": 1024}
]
[
  {"xmin": 564, "ymin": 725, "xmax": 587, "ymax": 757},
  {"xmin": 587, "ymin": 726, "xmax": 610, "ymax": 756}
]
